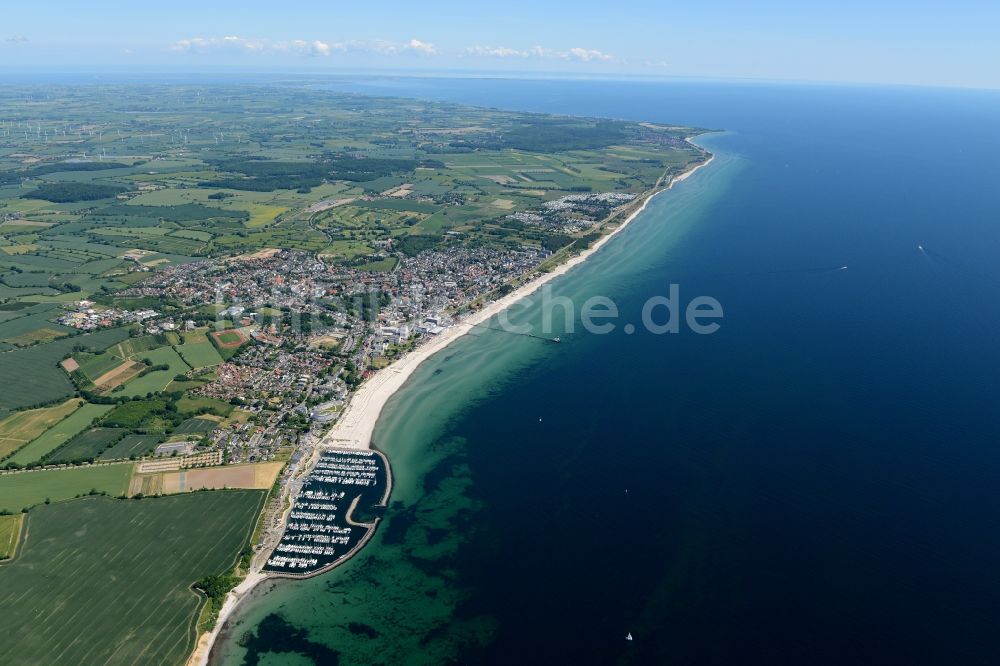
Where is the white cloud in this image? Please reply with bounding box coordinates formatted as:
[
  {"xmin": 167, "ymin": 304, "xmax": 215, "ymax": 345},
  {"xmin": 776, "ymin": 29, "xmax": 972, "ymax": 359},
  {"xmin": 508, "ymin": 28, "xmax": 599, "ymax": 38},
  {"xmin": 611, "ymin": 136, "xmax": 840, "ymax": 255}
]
[
  {"xmin": 405, "ymin": 39, "xmax": 436, "ymax": 55},
  {"xmin": 169, "ymin": 36, "xmax": 435, "ymax": 58},
  {"xmin": 368, "ymin": 39, "xmax": 436, "ymax": 55},
  {"xmin": 170, "ymin": 36, "xmax": 267, "ymax": 54},
  {"xmin": 278, "ymin": 40, "xmax": 341, "ymax": 57},
  {"xmin": 466, "ymin": 45, "xmax": 530, "ymax": 58},
  {"xmin": 529, "ymin": 45, "xmax": 559, "ymax": 58},
  {"xmin": 6, "ymin": 35, "xmax": 29, "ymax": 43},
  {"xmin": 466, "ymin": 44, "xmax": 617, "ymax": 63},
  {"xmin": 567, "ymin": 47, "xmax": 613, "ymax": 62}
]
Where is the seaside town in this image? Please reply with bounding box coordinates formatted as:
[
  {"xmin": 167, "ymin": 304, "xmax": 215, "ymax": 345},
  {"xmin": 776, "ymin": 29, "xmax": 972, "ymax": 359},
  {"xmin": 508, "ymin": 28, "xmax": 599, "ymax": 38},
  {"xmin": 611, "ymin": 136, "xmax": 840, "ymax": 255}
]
[
  {"xmin": 27, "ymin": 171, "xmax": 671, "ymax": 484},
  {"xmin": 46, "ymin": 190, "xmax": 654, "ymax": 453},
  {"xmin": 31, "ymin": 231, "xmax": 569, "ymax": 477},
  {"xmin": 0, "ymin": 80, "xmax": 711, "ymax": 666},
  {"xmin": 113, "ymin": 241, "xmax": 548, "ymax": 386}
]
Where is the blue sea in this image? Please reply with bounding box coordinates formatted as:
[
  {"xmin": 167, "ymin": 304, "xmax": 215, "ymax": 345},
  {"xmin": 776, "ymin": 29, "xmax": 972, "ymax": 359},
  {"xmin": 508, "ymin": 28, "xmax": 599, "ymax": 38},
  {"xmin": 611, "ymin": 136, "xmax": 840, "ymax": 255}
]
[{"xmin": 214, "ymin": 78, "xmax": 1000, "ymax": 665}]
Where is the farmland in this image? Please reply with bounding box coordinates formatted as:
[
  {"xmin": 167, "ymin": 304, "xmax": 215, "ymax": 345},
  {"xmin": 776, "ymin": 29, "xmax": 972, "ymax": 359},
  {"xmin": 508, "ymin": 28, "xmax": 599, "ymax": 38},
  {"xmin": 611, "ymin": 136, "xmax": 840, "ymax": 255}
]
[
  {"xmin": 0, "ymin": 463, "xmax": 133, "ymax": 512},
  {"xmin": 128, "ymin": 461, "xmax": 283, "ymax": 496},
  {"xmin": 6, "ymin": 402, "xmax": 114, "ymax": 466},
  {"xmin": 0, "ymin": 514, "xmax": 21, "ymax": 559},
  {"xmin": 46, "ymin": 427, "xmax": 124, "ymax": 464},
  {"xmin": 0, "ymin": 491, "xmax": 266, "ymax": 665},
  {"xmin": 0, "ymin": 328, "xmax": 131, "ymax": 411},
  {"xmin": 97, "ymin": 433, "xmax": 162, "ymax": 461},
  {"xmin": 176, "ymin": 339, "xmax": 223, "ymax": 369},
  {"xmin": 172, "ymin": 416, "xmax": 220, "ymax": 435},
  {"xmin": 0, "ymin": 398, "xmax": 81, "ymax": 458},
  {"xmin": 3, "ymin": 389, "xmax": 235, "ymax": 468},
  {"xmin": 115, "ymin": 346, "xmax": 191, "ymax": 397}
]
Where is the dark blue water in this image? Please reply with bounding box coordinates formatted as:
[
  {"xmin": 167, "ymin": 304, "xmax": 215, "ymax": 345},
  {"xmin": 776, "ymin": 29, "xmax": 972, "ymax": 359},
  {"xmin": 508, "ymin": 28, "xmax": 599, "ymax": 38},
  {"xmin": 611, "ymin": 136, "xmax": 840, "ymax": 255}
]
[{"xmin": 224, "ymin": 79, "xmax": 1000, "ymax": 665}]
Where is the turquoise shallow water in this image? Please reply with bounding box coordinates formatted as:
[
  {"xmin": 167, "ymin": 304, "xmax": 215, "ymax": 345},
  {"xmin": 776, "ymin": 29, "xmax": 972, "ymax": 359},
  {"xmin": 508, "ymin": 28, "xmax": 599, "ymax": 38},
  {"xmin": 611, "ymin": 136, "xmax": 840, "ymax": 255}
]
[{"xmin": 216, "ymin": 80, "xmax": 1000, "ymax": 665}]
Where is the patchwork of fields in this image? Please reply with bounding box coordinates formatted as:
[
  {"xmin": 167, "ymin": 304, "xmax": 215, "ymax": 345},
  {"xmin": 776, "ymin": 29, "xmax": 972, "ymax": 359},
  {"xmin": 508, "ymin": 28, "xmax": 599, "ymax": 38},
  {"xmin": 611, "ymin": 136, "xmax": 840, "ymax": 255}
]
[
  {"xmin": 6, "ymin": 403, "xmax": 114, "ymax": 466},
  {"xmin": 0, "ymin": 398, "xmax": 82, "ymax": 458},
  {"xmin": 0, "ymin": 491, "xmax": 265, "ymax": 665},
  {"xmin": 0, "ymin": 328, "xmax": 131, "ymax": 412}
]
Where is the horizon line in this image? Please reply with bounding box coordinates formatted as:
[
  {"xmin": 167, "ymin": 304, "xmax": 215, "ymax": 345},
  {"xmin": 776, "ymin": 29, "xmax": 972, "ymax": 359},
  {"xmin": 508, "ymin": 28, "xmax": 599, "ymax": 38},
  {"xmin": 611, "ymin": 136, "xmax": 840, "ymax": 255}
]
[{"xmin": 0, "ymin": 66, "xmax": 998, "ymax": 94}]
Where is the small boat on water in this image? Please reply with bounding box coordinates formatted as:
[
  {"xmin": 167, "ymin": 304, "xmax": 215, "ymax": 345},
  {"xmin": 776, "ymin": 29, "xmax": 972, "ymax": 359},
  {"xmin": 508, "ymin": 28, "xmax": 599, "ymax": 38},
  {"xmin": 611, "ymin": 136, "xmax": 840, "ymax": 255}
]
[
  {"xmin": 552, "ymin": 336, "xmax": 561, "ymax": 343},
  {"xmin": 626, "ymin": 633, "xmax": 633, "ymax": 641}
]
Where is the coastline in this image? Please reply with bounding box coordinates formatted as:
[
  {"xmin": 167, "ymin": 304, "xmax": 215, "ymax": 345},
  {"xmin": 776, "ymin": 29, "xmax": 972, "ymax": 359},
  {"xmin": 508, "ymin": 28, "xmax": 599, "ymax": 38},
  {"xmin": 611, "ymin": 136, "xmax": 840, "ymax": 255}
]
[{"xmin": 192, "ymin": 141, "xmax": 714, "ymax": 666}]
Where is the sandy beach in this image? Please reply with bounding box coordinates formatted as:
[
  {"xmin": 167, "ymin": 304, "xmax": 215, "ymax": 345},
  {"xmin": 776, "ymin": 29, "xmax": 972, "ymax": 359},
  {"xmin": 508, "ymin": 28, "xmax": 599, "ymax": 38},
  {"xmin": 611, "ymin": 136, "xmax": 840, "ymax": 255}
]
[{"xmin": 191, "ymin": 146, "xmax": 713, "ymax": 666}]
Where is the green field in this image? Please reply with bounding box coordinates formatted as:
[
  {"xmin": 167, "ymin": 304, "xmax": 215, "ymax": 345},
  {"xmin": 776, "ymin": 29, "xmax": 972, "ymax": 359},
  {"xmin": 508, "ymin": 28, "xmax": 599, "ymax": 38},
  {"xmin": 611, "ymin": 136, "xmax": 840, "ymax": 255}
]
[
  {"xmin": 97, "ymin": 434, "xmax": 162, "ymax": 461},
  {"xmin": 214, "ymin": 330, "xmax": 243, "ymax": 345},
  {"xmin": 116, "ymin": 347, "xmax": 191, "ymax": 398},
  {"xmin": 176, "ymin": 396, "xmax": 233, "ymax": 418},
  {"xmin": 176, "ymin": 340, "xmax": 224, "ymax": 369},
  {"xmin": 0, "ymin": 491, "xmax": 266, "ymax": 665},
  {"xmin": 0, "ymin": 399, "xmax": 82, "ymax": 459},
  {"xmin": 47, "ymin": 427, "xmax": 125, "ymax": 464},
  {"xmin": 76, "ymin": 351, "xmax": 127, "ymax": 382},
  {"xmin": 0, "ymin": 328, "xmax": 131, "ymax": 412},
  {"xmin": 6, "ymin": 403, "xmax": 115, "ymax": 466},
  {"xmin": 172, "ymin": 417, "xmax": 219, "ymax": 436},
  {"xmin": 0, "ymin": 514, "xmax": 21, "ymax": 559},
  {"xmin": 0, "ymin": 464, "xmax": 133, "ymax": 512},
  {"xmin": 112, "ymin": 334, "xmax": 168, "ymax": 359},
  {"xmin": 102, "ymin": 398, "xmax": 169, "ymax": 429}
]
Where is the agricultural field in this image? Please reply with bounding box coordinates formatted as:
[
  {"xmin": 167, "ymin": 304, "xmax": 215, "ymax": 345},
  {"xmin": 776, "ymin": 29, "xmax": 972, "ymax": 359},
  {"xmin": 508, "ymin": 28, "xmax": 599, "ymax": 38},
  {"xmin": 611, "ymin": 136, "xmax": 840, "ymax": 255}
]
[
  {"xmin": 46, "ymin": 427, "xmax": 124, "ymax": 464},
  {"xmin": 172, "ymin": 416, "xmax": 220, "ymax": 436},
  {"xmin": 0, "ymin": 514, "xmax": 22, "ymax": 560},
  {"xmin": 0, "ymin": 491, "xmax": 266, "ymax": 665},
  {"xmin": 1, "ymin": 83, "xmax": 700, "ymax": 308},
  {"xmin": 111, "ymin": 334, "xmax": 169, "ymax": 360},
  {"xmin": 75, "ymin": 349, "xmax": 128, "ymax": 382},
  {"xmin": 128, "ymin": 462, "xmax": 282, "ymax": 496},
  {"xmin": 0, "ymin": 327, "xmax": 131, "ymax": 411},
  {"xmin": 97, "ymin": 433, "xmax": 162, "ymax": 461},
  {"xmin": 0, "ymin": 463, "xmax": 133, "ymax": 512},
  {"xmin": 115, "ymin": 346, "xmax": 190, "ymax": 397},
  {"xmin": 0, "ymin": 398, "xmax": 81, "ymax": 459},
  {"xmin": 6, "ymin": 402, "xmax": 114, "ymax": 466},
  {"xmin": 3, "ymin": 390, "xmax": 236, "ymax": 468},
  {"xmin": 176, "ymin": 339, "xmax": 223, "ymax": 369}
]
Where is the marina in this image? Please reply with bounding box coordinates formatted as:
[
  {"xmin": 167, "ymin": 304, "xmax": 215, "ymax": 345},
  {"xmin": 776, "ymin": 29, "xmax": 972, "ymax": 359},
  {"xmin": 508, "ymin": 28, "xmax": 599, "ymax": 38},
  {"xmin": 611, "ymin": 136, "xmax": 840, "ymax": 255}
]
[{"xmin": 264, "ymin": 449, "xmax": 390, "ymax": 577}]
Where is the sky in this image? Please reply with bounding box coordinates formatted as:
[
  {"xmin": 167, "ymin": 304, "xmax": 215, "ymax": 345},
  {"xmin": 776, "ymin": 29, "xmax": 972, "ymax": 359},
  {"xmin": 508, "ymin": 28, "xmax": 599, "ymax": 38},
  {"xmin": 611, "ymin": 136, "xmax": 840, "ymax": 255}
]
[{"xmin": 3, "ymin": 0, "xmax": 999, "ymax": 89}]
